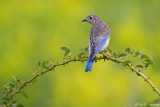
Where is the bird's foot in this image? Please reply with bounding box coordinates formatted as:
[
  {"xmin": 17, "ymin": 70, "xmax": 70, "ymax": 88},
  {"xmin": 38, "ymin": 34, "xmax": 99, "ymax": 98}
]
[
  {"xmin": 94, "ymin": 57, "xmax": 97, "ymax": 63},
  {"xmin": 100, "ymin": 52, "xmax": 106, "ymax": 61}
]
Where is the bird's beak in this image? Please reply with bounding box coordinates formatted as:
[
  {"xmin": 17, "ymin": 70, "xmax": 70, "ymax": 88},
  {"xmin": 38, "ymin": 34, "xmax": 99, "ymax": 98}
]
[{"xmin": 82, "ymin": 19, "xmax": 87, "ymax": 22}]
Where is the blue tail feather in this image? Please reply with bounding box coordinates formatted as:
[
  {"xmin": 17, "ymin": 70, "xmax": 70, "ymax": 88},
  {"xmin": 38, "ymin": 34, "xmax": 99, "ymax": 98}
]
[{"xmin": 85, "ymin": 56, "xmax": 94, "ymax": 72}]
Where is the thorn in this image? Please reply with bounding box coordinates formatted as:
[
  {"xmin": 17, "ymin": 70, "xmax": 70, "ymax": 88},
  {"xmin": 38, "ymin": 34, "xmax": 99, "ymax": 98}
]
[
  {"xmin": 131, "ymin": 68, "xmax": 134, "ymax": 71},
  {"xmin": 115, "ymin": 59, "xmax": 117, "ymax": 61},
  {"xmin": 49, "ymin": 61, "xmax": 55, "ymax": 67},
  {"xmin": 153, "ymin": 87, "xmax": 156, "ymax": 91},
  {"xmin": 137, "ymin": 73, "xmax": 140, "ymax": 76},
  {"xmin": 21, "ymin": 81, "xmax": 27, "ymax": 84},
  {"xmin": 144, "ymin": 78, "xmax": 149, "ymax": 81}
]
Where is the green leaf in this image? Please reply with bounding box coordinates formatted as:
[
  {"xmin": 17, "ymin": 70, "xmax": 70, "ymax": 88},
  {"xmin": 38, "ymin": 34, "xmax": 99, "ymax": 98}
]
[
  {"xmin": 80, "ymin": 47, "xmax": 89, "ymax": 53},
  {"xmin": 2, "ymin": 101, "xmax": 7, "ymax": 105},
  {"xmin": 11, "ymin": 100, "xmax": 16, "ymax": 104},
  {"xmin": 5, "ymin": 82, "xmax": 16, "ymax": 90},
  {"xmin": 107, "ymin": 47, "xmax": 112, "ymax": 54},
  {"xmin": 141, "ymin": 54, "xmax": 150, "ymax": 60},
  {"xmin": 21, "ymin": 91, "xmax": 29, "ymax": 98},
  {"xmin": 123, "ymin": 60, "xmax": 131, "ymax": 66},
  {"xmin": 111, "ymin": 52, "xmax": 118, "ymax": 58},
  {"xmin": 125, "ymin": 47, "xmax": 131, "ymax": 53},
  {"xmin": 142, "ymin": 60, "xmax": 150, "ymax": 68},
  {"xmin": 84, "ymin": 47, "xmax": 89, "ymax": 52},
  {"xmin": 118, "ymin": 53, "xmax": 127, "ymax": 57},
  {"xmin": 2, "ymin": 97, "xmax": 9, "ymax": 102},
  {"xmin": 12, "ymin": 76, "xmax": 21, "ymax": 83},
  {"xmin": 135, "ymin": 65, "xmax": 143, "ymax": 69},
  {"xmin": 135, "ymin": 51, "xmax": 140, "ymax": 56},
  {"xmin": 41, "ymin": 61, "xmax": 45, "ymax": 68},
  {"xmin": 36, "ymin": 61, "xmax": 41, "ymax": 66},
  {"xmin": 60, "ymin": 47, "xmax": 71, "ymax": 56},
  {"xmin": 144, "ymin": 59, "xmax": 153, "ymax": 64},
  {"xmin": 13, "ymin": 76, "xmax": 18, "ymax": 81},
  {"xmin": 78, "ymin": 52, "xmax": 85, "ymax": 59},
  {"xmin": 5, "ymin": 90, "xmax": 13, "ymax": 97}
]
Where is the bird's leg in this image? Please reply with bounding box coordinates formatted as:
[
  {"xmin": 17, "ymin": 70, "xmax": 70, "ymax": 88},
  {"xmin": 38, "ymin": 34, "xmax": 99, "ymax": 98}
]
[
  {"xmin": 100, "ymin": 52, "xmax": 106, "ymax": 61},
  {"xmin": 94, "ymin": 57, "xmax": 97, "ymax": 63}
]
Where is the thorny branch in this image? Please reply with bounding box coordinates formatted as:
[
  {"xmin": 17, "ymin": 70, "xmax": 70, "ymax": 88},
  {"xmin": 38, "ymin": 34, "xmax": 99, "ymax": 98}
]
[{"xmin": 0, "ymin": 47, "xmax": 159, "ymax": 106}]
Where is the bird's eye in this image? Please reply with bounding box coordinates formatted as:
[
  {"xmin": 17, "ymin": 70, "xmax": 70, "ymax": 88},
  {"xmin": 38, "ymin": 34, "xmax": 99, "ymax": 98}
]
[{"xmin": 90, "ymin": 16, "xmax": 93, "ymax": 20}]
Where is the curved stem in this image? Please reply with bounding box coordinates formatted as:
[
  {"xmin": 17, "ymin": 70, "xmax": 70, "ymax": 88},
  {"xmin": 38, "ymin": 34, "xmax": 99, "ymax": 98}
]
[{"xmin": 9, "ymin": 54, "xmax": 160, "ymax": 102}]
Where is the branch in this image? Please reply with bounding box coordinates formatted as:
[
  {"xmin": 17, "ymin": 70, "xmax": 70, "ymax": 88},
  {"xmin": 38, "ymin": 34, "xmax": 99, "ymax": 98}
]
[{"xmin": 0, "ymin": 47, "xmax": 159, "ymax": 106}]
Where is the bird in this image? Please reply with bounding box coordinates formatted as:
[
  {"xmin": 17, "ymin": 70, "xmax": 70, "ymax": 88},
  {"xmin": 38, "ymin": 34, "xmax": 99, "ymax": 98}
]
[{"xmin": 82, "ymin": 14, "xmax": 111, "ymax": 72}]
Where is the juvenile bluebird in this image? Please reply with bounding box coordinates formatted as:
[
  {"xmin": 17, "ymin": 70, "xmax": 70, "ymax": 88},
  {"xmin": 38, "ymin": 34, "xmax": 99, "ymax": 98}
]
[{"xmin": 82, "ymin": 14, "xmax": 111, "ymax": 72}]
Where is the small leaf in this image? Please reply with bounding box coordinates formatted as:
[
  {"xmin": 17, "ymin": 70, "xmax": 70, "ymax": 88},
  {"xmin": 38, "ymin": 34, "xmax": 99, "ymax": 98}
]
[
  {"xmin": 80, "ymin": 47, "xmax": 89, "ymax": 53},
  {"xmin": 135, "ymin": 65, "xmax": 143, "ymax": 69},
  {"xmin": 36, "ymin": 61, "xmax": 41, "ymax": 66},
  {"xmin": 11, "ymin": 100, "xmax": 16, "ymax": 104},
  {"xmin": 141, "ymin": 54, "xmax": 150, "ymax": 60},
  {"xmin": 13, "ymin": 76, "xmax": 18, "ymax": 81},
  {"xmin": 21, "ymin": 91, "xmax": 29, "ymax": 98},
  {"xmin": 60, "ymin": 47, "xmax": 71, "ymax": 56},
  {"xmin": 2, "ymin": 97, "xmax": 9, "ymax": 102},
  {"xmin": 12, "ymin": 76, "xmax": 21, "ymax": 83},
  {"xmin": 144, "ymin": 59, "xmax": 153, "ymax": 64},
  {"xmin": 78, "ymin": 52, "xmax": 85, "ymax": 59},
  {"xmin": 123, "ymin": 60, "xmax": 131, "ymax": 66},
  {"xmin": 142, "ymin": 60, "xmax": 150, "ymax": 68},
  {"xmin": 131, "ymin": 49, "xmax": 135, "ymax": 54},
  {"xmin": 135, "ymin": 51, "xmax": 140, "ymax": 56},
  {"xmin": 107, "ymin": 47, "xmax": 112, "ymax": 54},
  {"xmin": 111, "ymin": 52, "xmax": 118, "ymax": 58},
  {"xmin": 41, "ymin": 61, "xmax": 45, "ymax": 68},
  {"xmin": 6, "ymin": 83, "xmax": 15, "ymax": 89},
  {"xmin": 2, "ymin": 101, "xmax": 7, "ymax": 105},
  {"xmin": 118, "ymin": 53, "xmax": 127, "ymax": 57},
  {"xmin": 5, "ymin": 90, "xmax": 13, "ymax": 97},
  {"xmin": 84, "ymin": 47, "xmax": 89, "ymax": 52},
  {"xmin": 125, "ymin": 47, "xmax": 131, "ymax": 53}
]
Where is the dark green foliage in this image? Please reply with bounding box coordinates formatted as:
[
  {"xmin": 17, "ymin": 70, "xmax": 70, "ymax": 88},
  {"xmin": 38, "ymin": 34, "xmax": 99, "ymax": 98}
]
[{"xmin": 0, "ymin": 76, "xmax": 28, "ymax": 107}]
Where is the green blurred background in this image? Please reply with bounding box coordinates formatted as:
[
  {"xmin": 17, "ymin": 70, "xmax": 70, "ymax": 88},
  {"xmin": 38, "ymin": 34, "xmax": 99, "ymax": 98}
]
[{"xmin": 0, "ymin": 0, "xmax": 160, "ymax": 107}]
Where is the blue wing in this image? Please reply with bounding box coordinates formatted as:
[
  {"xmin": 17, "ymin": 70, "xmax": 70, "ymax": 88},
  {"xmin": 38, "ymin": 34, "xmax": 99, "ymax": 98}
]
[{"xmin": 90, "ymin": 35, "xmax": 110, "ymax": 60}]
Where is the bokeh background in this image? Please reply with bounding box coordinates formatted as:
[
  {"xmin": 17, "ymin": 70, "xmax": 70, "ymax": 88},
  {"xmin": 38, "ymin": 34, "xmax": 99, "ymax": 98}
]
[{"xmin": 0, "ymin": 0, "xmax": 160, "ymax": 107}]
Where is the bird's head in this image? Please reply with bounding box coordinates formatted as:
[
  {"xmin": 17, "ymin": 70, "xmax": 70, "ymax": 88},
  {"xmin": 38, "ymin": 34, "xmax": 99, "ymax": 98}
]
[{"xmin": 82, "ymin": 14, "xmax": 102, "ymax": 25}]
